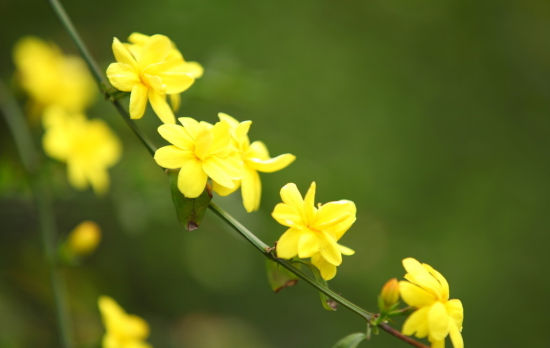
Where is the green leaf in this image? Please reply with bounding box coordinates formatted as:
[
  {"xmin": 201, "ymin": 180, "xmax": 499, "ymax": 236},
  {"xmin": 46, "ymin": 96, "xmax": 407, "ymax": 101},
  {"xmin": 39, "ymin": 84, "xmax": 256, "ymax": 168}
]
[
  {"xmin": 169, "ymin": 171, "xmax": 212, "ymax": 231},
  {"xmin": 266, "ymin": 260, "xmax": 298, "ymax": 292},
  {"xmin": 307, "ymin": 262, "xmax": 338, "ymax": 311},
  {"xmin": 332, "ymin": 333, "xmax": 367, "ymax": 348}
]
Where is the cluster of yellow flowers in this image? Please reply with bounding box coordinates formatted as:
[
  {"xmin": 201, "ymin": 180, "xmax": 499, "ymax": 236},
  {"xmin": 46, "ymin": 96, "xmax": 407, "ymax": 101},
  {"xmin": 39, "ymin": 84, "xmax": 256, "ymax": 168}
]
[{"xmin": 13, "ymin": 37, "xmax": 121, "ymax": 194}]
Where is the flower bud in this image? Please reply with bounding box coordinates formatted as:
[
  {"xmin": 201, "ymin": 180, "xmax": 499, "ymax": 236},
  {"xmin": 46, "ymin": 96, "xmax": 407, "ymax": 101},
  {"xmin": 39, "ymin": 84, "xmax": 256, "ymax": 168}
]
[
  {"xmin": 67, "ymin": 221, "xmax": 101, "ymax": 256},
  {"xmin": 378, "ymin": 278, "xmax": 400, "ymax": 311}
]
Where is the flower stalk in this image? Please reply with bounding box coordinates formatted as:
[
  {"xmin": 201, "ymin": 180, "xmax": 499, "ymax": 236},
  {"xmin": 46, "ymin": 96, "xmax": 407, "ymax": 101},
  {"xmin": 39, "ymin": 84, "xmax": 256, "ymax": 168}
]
[
  {"xmin": 47, "ymin": 1, "xmax": 430, "ymax": 347},
  {"xmin": 0, "ymin": 81, "xmax": 73, "ymax": 348}
]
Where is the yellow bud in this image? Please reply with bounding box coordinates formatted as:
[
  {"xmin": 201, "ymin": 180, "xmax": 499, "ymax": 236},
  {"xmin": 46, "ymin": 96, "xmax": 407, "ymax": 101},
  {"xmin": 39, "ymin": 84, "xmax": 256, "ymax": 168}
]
[
  {"xmin": 379, "ymin": 278, "xmax": 400, "ymax": 311},
  {"xmin": 67, "ymin": 221, "xmax": 101, "ymax": 255}
]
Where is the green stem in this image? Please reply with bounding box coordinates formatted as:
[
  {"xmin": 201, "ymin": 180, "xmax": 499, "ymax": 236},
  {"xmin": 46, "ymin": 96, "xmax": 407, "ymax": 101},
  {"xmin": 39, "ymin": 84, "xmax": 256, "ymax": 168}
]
[
  {"xmin": 0, "ymin": 81, "xmax": 73, "ymax": 348},
  {"xmin": 47, "ymin": 2, "xmax": 429, "ymax": 347}
]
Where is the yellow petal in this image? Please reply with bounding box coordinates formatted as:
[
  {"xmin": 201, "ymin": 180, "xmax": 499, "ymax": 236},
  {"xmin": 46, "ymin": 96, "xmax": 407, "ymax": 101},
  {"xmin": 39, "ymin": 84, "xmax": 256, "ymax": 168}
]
[
  {"xmin": 241, "ymin": 167, "xmax": 261, "ymax": 212},
  {"xmin": 311, "ymin": 253, "xmax": 337, "ymax": 280},
  {"xmin": 212, "ymin": 180, "xmax": 240, "ymax": 196},
  {"xmin": 428, "ymin": 302, "xmax": 450, "ymax": 341},
  {"xmin": 183, "ymin": 61, "xmax": 204, "ymax": 79},
  {"xmin": 314, "ymin": 200, "xmax": 355, "ymax": 227},
  {"xmin": 208, "ymin": 121, "xmax": 233, "ymax": 155},
  {"xmin": 67, "ymin": 161, "xmax": 87, "ymax": 190},
  {"xmin": 303, "ymin": 181, "xmax": 316, "ymax": 222},
  {"xmin": 88, "ymin": 168, "xmax": 109, "ymax": 195},
  {"xmin": 169, "ymin": 93, "xmax": 181, "ymax": 111},
  {"xmin": 320, "ymin": 230, "xmax": 342, "ymax": 266},
  {"xmin": 424, "ymin": 263, "xmax": 450, "ymax": 300},
  {"xmin": 399, "ymin": 281, "xmax": 437, "ymax": 308},
  {"xmin": 248, "ymin": 140, "xmax": 270, "ymax": 159},
  {"xmin": 112, "ymin": 37, "xmax": 136, "ymax": 66},
  {"xmin": 430, "ymin": 339, "xmax": 445, "ymax": 348},
  {"xmin": 276, "ymin": 228, "xmax": 301, "ymax": 259},
  {"xmin": 217, "ymin": 112, "xmax": 240, "ymax": 128},
  {"xmin": 106, "ymin": 63, "xmax": 138, "ymax": 91},
  {"xmin": 448, "ymin": 320, "xmax": 463, "ymax": 348},
  {"xmin": 158, "ymin": 124, "xmax": 193, "ymax": 149},
  {"xmin": 140, "ymin": 34, "xmax": 173, "ymax": 66},
  {"xmin": 179, "ymin": 117, "xmax": 205, "ymax": 140},
  {"xmin": 297, "ymin": 231, "xmax": 319, "ymax": 258},
  {"xmin": 177, "ymin": 159, "xmax": 207, "ymax": 198},
  {"xmin": 247, "ymin": 153, "xmax": 295, "ymax": 173},
  {"xmin": 234, "ymin": 121, "xmax": 252, "ymax": 148},
  {"xmin": 279, "ymin": 183, "xmax": 303, "ymax": 208},
  {"xmin": 402, "ymin": 258, "xmax": 445, "ymax": 299},
  {"xmin": 148, "ymin": 90, "xmax": 175, "ymax": 124},
  {"xmin": 202, "ymin": 156, "xmax": 241, "ymax": 189},
  {"xmin": 128, "ymin": 32, "xmax": 150, "ymax": 45},
  {"xmin": 402, "ymin": 306, "xmax": 430, "ymax": 338},
  {"xmin": 325, "ymin": 213, "xmax": 357, "ymax": 241},
  {"xmin": 129, "ymin": 84, "xmax": 148, "ymax": 119},
  {"xmin": 445, "ymin": 299, "xmax": 464, "ymax": 328},
  {"xmin": 154, "ymin": 145, "xmax": 193, "ymax": 169},
  {"xmin": 338, "ymin": 244, "xmax": 355, "ymax": 255},
  {"xmin": 272, "ymin": 203, "xmax": 303, "ymax": 227}
]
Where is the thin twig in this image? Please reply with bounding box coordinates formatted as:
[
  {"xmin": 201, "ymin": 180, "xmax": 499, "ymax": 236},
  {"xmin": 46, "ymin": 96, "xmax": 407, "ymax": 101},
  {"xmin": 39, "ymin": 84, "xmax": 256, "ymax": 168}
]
[
  {"xmin": 0, "ymin": 81, "xmax": 73, "ymax": 348},
  {"xmin": 47, "ymin": 1, "xmax": 429, "ymax": 347}
]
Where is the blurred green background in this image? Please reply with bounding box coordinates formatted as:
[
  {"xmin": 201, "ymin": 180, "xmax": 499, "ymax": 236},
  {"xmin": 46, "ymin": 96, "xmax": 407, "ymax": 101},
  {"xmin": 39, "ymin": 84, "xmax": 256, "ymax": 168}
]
[{"xmin": 1, "ymin": 0, "xmax": 550, "ymax": 347}]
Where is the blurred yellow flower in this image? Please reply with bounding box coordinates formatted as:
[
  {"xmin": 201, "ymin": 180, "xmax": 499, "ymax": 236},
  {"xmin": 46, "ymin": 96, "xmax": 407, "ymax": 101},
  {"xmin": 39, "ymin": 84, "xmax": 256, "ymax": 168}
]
[
  {"xmin": 213, "ymin": 113, "xmax": 295, "ymax": 212},
  {"xmin": 272, "ymin": 182, "xmax": 356, "ymax": 280},
  {"xmin": 13, "ymin": 36, "xmax": 95, "ymax": 114},
  {"xmin": 106, "ymin": 33, "xmax": 201, "ymax": 124},
  {"xmin": 399, "ymin": 258, "xmax": 464, "ymax": 348},
  {"xmin": 67, "ymin": 220, "xmax": 101, "ymax": 256},
  {"xmin": 42, "ymin": 107, "xmax": 121, "ymax": 194},
  {"xmin": 125, "ymin": 33, "xmax": 203, "ymax": 113},
  {"xmin": 154, "ymin": 117, "xmax": 242, "ymax": 198},
  {"xmin": 98, "ymin": 296, "xmax": 152, "ymax": 348}
]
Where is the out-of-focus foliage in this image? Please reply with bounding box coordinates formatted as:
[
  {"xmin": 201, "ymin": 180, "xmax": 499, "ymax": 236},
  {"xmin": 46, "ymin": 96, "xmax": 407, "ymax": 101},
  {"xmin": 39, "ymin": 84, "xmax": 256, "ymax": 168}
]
[{"xmin": 1, "ymin": 0, "xmax": 550, "ymax": 347}]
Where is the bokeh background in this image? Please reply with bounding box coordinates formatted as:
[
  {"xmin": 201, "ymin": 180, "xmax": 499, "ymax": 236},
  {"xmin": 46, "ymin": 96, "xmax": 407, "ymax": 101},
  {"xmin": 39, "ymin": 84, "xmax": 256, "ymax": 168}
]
[{"xmin": 1, "ymin": 0, "xmax": 550, "ymax": 347}]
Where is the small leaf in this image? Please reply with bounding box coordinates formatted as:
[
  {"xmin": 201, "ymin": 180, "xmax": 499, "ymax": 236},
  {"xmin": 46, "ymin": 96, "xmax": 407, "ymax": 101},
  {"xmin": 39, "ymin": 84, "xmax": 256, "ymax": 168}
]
[
  {"xmin": 266, "ymin": 260, "xmax": 298, "ymax": 292},
  {"xmin": 169, "ymin": 171, "xmax": 212, "ymax": 231},
  {"xmin": 332, "ymin": 333, "xmax": 367, "ymax": 348}
]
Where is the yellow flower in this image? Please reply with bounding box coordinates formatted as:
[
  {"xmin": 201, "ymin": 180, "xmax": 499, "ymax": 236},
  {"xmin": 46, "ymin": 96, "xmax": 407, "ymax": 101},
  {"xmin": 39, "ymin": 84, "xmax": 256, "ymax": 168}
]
[
  {"xmin": 13, "ymin": 36, "xmax": 95, "ymax": 114},
  {"xmin": 399, "ymin": 258, "xmax": 464, "ymax": 348},
  {"xmin": 213, "ymin": 113, "xmax": 295, "ymax": 212},
  {"xmin": 98, "ymin": 296, "xmax": 152, "ymax": 348},
  {"xmin": 42, "ymin": 107, "xmax": 121, "ymax": 194},
  {"xmin": 125, "ymin": 33, "xmax": 204, "ymax": 113},
  {"xmin": 67, "ymin": 220, "xmax": 101, "ymax": 255},
  {"xmin": 106, "ymin": 33, "xmax": 200, "ymax": 124},
  {"xmin": 272, "ymin": 182, "xmax": 356, "ymax": 280},
  {"xmin": 154, "ymin": 117, "xmax": 242, "ymax": 198}
]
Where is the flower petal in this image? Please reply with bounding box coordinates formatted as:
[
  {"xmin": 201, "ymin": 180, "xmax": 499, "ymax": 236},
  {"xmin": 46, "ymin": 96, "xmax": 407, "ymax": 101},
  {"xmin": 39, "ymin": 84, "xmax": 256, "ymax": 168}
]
[
  {"xmin": 319, "ymin": 230, "xmax": 342, "ymax": 266},
  {"xmin": 338, "ymin": 244, "xmax": 355, "ymax": 255},
  {"xmin": 303, "ymin": 181, "xmax": 316, "ymax": 222},
  {"xmin": 157, "ymin": 124, "xmax": 193, "ymax": 149},
  {"xmin": 154, "ymin": 145, "xmax": 193, "ymax": 169},
  {"xmin": 183, "ymin": 61, "xmax": 204, "ymax": 79},
  {"xmin": 428, "ymin": 301, "xmax": 450, "ymax": 341},
  {"xmin": 179, "ymin": 117, "xmax": 205, "ymax": 140},
  {"xmin": 129, "ymin": 84, "xmax": 148, "ymax": 119},
  {"xmin": 402, "ymin": 306, "xmax": 430, "ymax": 338},
  {"xmin": 399, "ymin": 281, "xmax": 437, "ymax": 308},
  {"xmin": 272, "ymin": 203, "xmax": 302, "ymax": 227},
  {"xmin": 202, "ymin": 155, "xmax": 242, "ymax": 189},
  {"xmin": 88, "ymin": 168, "xmax": 109, "ymax": 195},
  {"xmin": 112, "ymin": 37, "xmax": 136, "ymax": 66},
  {"xmin": 140, "ymin": 34, "xmax": 172, "ymax": 66},
  {"xmin": 445, "ymin": 299, "xmax": 464, "ymax": 328},
  {"xmin": 169, "ymin": 93, "xmax": 181, "ymax": 112},
  {"xmin": 177, "ymin": 159, "xmax": 207, "ymax": 198},
  {"xmin": 106, "ymin": 63, "xmax": 138, "ymax": 91},
  {"xmin": 402, "ymin": 258, "xmax": 445, "ymax": 299},
  {"xmin": 241, "ymin": 167, "xmax": 261, "ymax": 212},
  {"xmin": 248, "ymin": 140, "xmax": 269, "ymax": 159},
  {"xmin": 448, "ymin": 320, "xmax": 463, "ymax": 348},
  {"xmin": 424, "ymin": 263, "xmax": 450, "ymax": 300},
  {"xmin": 297, "ymin": 231, "xmax": 319, "ymax": 258},
  {"xmin": 311, "ymin": 253, "xmax": 337, "ymax": 280},
  {"xmin": 247, "ymin": 153, "xmax": 295, "ymax": 173},
  {"xmin": 314, "ymin": 200, "xmax": 356, "ymax": 236},
  {"xmin": 212, "ymin": 180, "xmax": 239, "ymax": 196},
  {"xmin": 276, "ymin": 228, "xmax": 301, "ymax": 259},
  {"xmin": 148, "ymin": 90, "xmax": 175, "ymax": 124},
  {"xmin": 279, "ymin": 183, "xmax": 303, "ymax": 208}
]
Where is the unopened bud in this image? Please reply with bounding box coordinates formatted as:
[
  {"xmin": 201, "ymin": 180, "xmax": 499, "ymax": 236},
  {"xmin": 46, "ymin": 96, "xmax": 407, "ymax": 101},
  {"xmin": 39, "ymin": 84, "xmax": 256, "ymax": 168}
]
[
  {"xmin": 67, "ymin": 221, "xmax": 101, "ymax": 256},
  {"xmin": 378, "ymin": 278, "xmax": 399, "ymax": 311}
]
